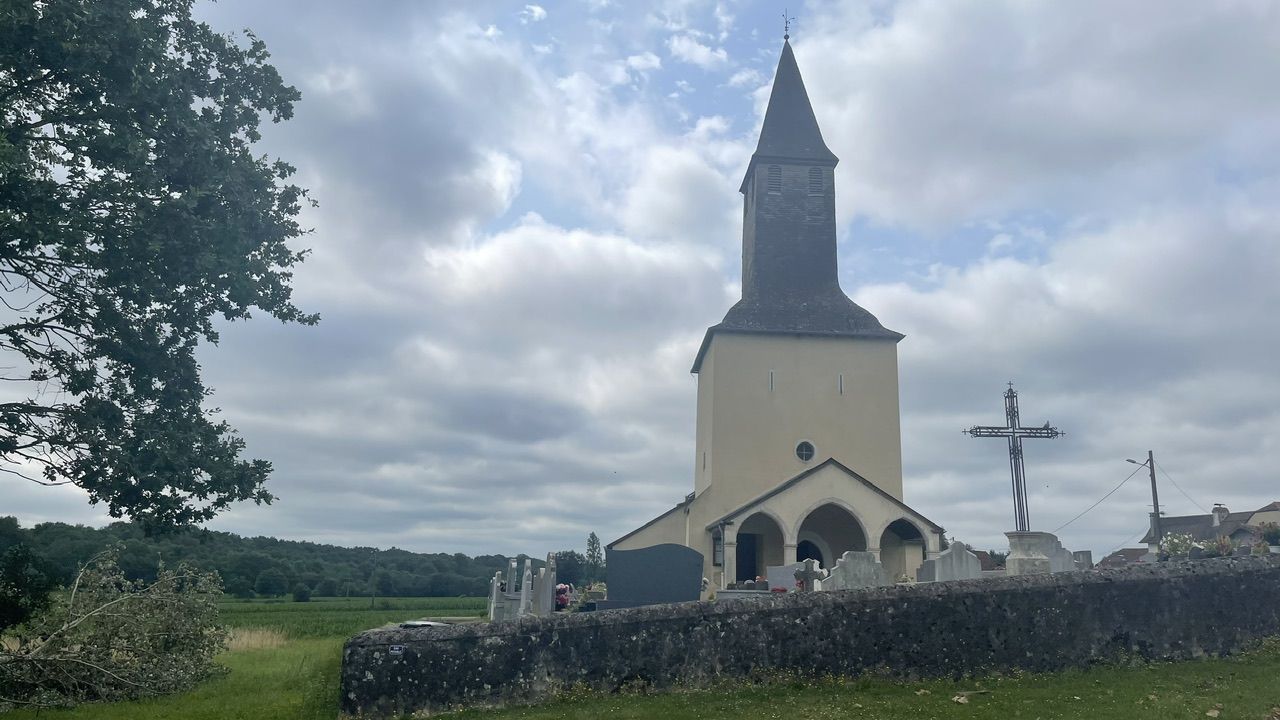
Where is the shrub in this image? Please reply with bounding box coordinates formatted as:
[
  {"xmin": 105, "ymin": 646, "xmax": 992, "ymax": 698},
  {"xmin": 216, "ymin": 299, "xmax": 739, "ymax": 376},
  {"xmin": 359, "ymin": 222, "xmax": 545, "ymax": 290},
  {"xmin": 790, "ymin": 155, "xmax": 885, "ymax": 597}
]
[
  {"xmin": 1259, "ymin": 522, "xmax": 1280, "ymax": 546},
  {"xmin": 292, "ymin": 583, "xmax": 312, "ymax": 602},
  {"xmin": 0, "ymin": 549, "xmax": 227, "ymax": 710},
  {"xmin": 1160, "ymin": 533, "xmax": 1197, "ymax": 557}
]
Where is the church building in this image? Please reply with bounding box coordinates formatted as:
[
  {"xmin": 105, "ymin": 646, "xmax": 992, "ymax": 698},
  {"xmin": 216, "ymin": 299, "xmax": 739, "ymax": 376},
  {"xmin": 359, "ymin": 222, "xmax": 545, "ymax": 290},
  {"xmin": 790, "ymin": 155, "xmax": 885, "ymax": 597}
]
[{"xmin": 610, "ymin": 39, "xmax": 944, "ymax": 588}]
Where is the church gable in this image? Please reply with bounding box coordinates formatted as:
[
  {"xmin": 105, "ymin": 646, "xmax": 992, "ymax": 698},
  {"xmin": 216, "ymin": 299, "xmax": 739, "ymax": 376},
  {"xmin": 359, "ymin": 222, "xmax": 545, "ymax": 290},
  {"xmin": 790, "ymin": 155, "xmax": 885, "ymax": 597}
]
[{"xmin": 706, "ymin": 459, "xmax": 943, "ymax": 542}]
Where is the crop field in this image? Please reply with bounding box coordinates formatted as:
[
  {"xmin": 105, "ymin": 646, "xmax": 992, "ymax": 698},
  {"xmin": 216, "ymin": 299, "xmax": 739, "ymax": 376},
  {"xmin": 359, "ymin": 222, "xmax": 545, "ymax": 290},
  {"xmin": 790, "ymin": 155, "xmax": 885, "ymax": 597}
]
[
  {"xmin": 217, "ymin": 596, "xmax": 487, "ymax": 638},
  {"xmin": 9, "ymin": 600, "xmax": 1279, "ymax": 720}
]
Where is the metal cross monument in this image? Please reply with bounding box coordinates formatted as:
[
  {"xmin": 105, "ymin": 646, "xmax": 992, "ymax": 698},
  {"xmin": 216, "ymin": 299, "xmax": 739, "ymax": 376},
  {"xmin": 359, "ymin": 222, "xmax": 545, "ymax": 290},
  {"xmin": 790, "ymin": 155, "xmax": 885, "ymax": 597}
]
[{"xmin": 964, "ymin": 384, "xmax": 1063, "ymax": 532}]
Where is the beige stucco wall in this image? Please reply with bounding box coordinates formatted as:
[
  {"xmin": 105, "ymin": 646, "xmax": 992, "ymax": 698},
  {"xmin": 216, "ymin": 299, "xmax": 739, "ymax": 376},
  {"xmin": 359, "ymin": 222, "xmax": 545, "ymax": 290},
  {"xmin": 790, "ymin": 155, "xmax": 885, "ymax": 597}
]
[
  {"xmin": 610, "ymin": 504, "xmax": 688, "ymax": 552},
  {"xmin": 1249, "ymin": 509, "xmax": 1280, "ymax": 527},
  {"xmin": 694, "ymin": 332, "xmax": 903, "ymax": 520}
]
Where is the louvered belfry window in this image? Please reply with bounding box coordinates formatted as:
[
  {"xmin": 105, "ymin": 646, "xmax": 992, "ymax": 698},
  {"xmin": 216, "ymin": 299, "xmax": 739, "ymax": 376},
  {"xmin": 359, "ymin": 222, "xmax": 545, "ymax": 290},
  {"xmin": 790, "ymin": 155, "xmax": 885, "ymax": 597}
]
[
  {"xmin": 766, "ymin": 165, "xmax": 782, "ymax": 194},
  {"xmin": 808, "ymin": 167, "xmax": 823, "ymax": 195}
]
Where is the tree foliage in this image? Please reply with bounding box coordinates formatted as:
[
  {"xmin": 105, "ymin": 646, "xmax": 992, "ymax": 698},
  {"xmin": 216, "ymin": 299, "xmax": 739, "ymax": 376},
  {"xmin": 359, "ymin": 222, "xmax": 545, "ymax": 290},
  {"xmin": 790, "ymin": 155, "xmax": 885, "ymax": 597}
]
[
  {"xmin": 0, "ymin": 544, "xmax": 56, "ymax": 631},
  {"xmin": 554, "ymin": 550, "xmax": 585, "ymax": 586},
  {"xmin": 5, "ymin": 517, "xmax": 513, "ymax": 598},
  {"xmin": 0, "ymin": 549, "xmax": 226, "ymax": 710},
  {"xmin": 585, "ymin": 532, "xmax": 603, "ymax": 584},
  {"xmin": 0, "ymin": 0, "xmax": 315, "ymax": 528},
  {"xmin": 253, "ymin": 567, "xmax": 288, "ymax": 597}
]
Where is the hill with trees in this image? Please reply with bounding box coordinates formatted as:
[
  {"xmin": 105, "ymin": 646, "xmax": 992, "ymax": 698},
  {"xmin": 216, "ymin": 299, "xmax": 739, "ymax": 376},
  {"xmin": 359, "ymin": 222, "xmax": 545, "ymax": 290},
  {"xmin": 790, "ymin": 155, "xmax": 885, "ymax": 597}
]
[{"xmin": 0, "ymin": 516, "xmax": 572, "ymax": 598}]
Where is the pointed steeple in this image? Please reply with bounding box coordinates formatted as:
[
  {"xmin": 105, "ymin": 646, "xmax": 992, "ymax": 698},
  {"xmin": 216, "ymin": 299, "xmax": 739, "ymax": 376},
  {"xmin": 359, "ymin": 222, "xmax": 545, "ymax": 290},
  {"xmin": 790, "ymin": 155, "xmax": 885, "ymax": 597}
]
[
  {"xmin": 752, "ymin": 39, "xmax": 837, "ymax": 165},
  {"xmin": 692, "ymin": 39, "xmax": 900, "ymax": 373}
]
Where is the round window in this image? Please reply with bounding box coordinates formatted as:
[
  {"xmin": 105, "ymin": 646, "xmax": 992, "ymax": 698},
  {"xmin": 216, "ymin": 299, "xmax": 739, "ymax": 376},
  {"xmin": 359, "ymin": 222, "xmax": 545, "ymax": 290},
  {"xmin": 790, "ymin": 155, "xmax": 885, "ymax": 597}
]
[{"xmin": 795, "ymin": 441, "xmax": 815, "ymax": 462}]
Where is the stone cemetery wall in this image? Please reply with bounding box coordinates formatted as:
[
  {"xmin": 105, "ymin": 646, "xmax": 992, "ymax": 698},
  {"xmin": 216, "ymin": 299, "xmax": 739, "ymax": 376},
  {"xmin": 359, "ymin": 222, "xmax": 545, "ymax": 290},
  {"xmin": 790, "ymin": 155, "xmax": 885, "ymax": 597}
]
[{"xmin": 341, "ymin": 555, "xmax": 1280, "ymax": 717}]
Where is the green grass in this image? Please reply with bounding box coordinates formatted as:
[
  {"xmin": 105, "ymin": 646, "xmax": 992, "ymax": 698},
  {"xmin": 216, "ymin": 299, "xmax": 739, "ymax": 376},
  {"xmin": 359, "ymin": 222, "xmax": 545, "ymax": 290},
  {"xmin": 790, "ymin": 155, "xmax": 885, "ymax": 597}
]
[
  {"xmin": 8, "ymin": 597, "xmax": 1280, "ymax": 720},
  {"xmin": 6, "ymin": 596, "xmax": 482, "ymax": 720},
  {"xmin": 217, "ymin": 595, "xmax": 486, "ymax": 638}
]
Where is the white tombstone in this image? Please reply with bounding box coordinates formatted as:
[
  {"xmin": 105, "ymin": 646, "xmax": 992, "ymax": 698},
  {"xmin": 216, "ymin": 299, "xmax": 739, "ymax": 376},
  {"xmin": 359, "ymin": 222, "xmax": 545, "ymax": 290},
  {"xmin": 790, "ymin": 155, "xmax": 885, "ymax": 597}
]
[
  {"xmin": 518, "ymin": 559, "xmax": 534, "ymax": 616},
  {"xmin": 487, "ymin": 570, "xmax": 504, "ymax": 621},
  {"xmin": 824, "ymin": 551, "xmax": 890, "ymax": 590},
  {"xmin": 766, "ymin": 562, "xmax": 805, "ymax": 592},
  {"xmin": 917, "ymin": 542, "xmax": 982, "ymax": 582}
]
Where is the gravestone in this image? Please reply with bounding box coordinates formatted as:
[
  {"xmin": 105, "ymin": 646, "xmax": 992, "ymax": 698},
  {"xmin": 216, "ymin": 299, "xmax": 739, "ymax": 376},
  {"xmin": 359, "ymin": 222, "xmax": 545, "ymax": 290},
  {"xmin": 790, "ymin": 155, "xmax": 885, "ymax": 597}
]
[
  {"xmin": 1072, "ymin": 550, "xmax": 1094, "ymax": 570},
  {"xmin": 794, "ymin": 558, "xmax": 828, "ymax": 592},
  {"xmin": 597, "ymin": 544, "xmax": 704, "ymax": 610},
  {"xmin": 917, "ymin": 542, "xmax": 983, "ymax": 582},
  {"xmin": 824, "ymin": 551, "xmax": 889, "ymax": 590},
  {"xmin": 1049, "ymin": 543, "xmax": 1076, "ymax": 573},
  {"xmin": 766, "ymin": 562, "xmax": 805, "ymax": 592},
  {"xmin": 487, "ymin": 553, "xmax": 559, "ymax": 621}
]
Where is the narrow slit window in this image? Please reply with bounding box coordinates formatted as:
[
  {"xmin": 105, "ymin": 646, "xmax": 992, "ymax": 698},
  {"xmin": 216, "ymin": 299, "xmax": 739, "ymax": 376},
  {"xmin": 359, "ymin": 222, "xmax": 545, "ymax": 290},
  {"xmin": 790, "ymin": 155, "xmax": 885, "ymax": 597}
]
[
  {"xmin": 808, "ymin": 167, "xmax": 823, "ymax": 195},
  {"xmin": 766, "ymin": 165, "xmax": 782, "ymax": 194},
  {"xmin": 769, "ymin": 370, "xmax": 775, "ymax": 391},
  {"xmin": 839, "ymin": 373, "xmax": 844, "ymax": 395}
]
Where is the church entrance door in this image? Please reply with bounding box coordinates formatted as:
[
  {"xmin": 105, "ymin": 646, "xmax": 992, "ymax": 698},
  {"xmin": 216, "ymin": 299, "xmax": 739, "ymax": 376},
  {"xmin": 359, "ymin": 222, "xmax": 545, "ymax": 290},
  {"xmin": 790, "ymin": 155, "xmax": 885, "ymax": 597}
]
[{"xmin": 796, "ymin": 539, "xmax": 823, "ymax": 567}]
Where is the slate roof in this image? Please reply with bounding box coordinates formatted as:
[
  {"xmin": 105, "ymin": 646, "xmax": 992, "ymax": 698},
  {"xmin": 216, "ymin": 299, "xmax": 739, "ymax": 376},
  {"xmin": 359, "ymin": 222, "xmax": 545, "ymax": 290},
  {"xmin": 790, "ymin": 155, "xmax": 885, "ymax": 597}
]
[
  {"xmin": 1097, "ymin": 548, "xmax": 1149, "ymax": 568},
  {"xmin": 744, "ymin": 40, "xmax": 837, "ymax": 173},
  {"xmin": 1140, "ymin": 510, "xmax": 1255, "ymax": 545}
]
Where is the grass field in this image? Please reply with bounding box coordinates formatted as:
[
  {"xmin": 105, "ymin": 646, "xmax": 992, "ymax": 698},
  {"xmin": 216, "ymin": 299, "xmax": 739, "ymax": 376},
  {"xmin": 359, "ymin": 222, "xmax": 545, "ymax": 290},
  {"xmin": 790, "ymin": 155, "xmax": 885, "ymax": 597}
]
[{"xmin": 7, "ymin": 599, "xmax": 1280, "ymax": 720}]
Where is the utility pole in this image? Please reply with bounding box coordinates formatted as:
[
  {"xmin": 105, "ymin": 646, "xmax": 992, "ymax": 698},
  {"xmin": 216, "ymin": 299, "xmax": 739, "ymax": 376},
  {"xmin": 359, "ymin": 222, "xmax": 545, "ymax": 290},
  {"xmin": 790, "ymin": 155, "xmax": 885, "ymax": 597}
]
[{"xmin": 1145, "ymin": 450, "xmax": 1161, "ymax": 545}]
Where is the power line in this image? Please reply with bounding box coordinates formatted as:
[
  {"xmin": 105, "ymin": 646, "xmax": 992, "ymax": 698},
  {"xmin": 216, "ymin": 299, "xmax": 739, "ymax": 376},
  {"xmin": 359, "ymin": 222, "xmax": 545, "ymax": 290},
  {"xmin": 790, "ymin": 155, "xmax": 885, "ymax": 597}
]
[
  {"xmin": 1154, "ymin": 460, "xmax": 1209, "ymax": 514},
  {"xmin": 1051, "ymin": 464, "xmax": 1145, "ymax": 534},
  {"xmin": 1105, "ymin": 529, "xmax": 1150, "ymax": 558}
]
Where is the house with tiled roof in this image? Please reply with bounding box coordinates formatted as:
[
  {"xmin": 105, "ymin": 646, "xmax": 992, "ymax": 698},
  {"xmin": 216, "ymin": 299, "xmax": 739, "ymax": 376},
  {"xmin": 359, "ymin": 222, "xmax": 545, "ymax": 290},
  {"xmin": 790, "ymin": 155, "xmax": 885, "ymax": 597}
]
[{"xmin": 1141, "ymin": 502, "xmax": 1280, "ymax": 554}]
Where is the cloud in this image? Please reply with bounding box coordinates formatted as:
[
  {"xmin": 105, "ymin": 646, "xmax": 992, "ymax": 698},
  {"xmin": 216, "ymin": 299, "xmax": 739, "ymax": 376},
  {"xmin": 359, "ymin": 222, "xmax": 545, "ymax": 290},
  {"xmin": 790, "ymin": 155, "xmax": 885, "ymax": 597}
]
[
  {"xmin": 520, "ymin": 4, "xmax": 547, "ymax": 23},
  {"xmin": 795, "ymin": 0, "xmax": 1280, "ymax": 230},
  {"xmin": 667, "ymin": 34, "xmax": 728, "ymax": 68},
  {"xmin": 726, "ymin": 68, "xmax": 762, "ymax": 88},
  {"xmin": 626, "ymin": 51, "xmax": 661, "ymax": 71}
]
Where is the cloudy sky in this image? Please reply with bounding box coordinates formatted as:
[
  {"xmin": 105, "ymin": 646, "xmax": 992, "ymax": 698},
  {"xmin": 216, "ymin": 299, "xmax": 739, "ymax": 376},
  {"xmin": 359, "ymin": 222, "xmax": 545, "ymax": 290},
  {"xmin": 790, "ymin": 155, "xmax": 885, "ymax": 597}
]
[{"xmin": 10, "ymin": 0, "xmax": 1280, "ymax": 560}]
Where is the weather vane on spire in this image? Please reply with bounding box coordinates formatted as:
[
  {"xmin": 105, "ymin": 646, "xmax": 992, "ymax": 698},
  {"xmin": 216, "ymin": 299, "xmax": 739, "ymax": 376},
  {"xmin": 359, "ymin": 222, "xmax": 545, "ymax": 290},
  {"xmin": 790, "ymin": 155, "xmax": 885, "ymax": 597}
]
[{"xmin": 782, "ymin": 9, "xmax": 794, "ymax": 40}]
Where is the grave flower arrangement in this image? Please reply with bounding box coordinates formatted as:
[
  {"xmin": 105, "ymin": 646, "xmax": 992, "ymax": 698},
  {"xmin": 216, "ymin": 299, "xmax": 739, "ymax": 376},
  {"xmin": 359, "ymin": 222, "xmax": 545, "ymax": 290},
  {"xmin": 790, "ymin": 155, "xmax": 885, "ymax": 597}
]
[{"xmin": 554, "ymin": 583, "xmax": 571, "ymax": 610}]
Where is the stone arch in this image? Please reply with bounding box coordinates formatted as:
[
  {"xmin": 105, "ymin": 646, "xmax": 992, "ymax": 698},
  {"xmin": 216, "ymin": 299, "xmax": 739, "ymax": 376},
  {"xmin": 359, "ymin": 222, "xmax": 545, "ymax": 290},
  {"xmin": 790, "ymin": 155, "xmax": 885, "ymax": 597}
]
[
  {"xmin": 796, "ymin": 501, "xmax": 868, "ymax": 570},
  {"xmin": 879, "ymin": 518, "xmax": 927, "ymax": 581},
  {"xmin": 735, "ymin": 512, "xmax": 786, "ymax": 581}
]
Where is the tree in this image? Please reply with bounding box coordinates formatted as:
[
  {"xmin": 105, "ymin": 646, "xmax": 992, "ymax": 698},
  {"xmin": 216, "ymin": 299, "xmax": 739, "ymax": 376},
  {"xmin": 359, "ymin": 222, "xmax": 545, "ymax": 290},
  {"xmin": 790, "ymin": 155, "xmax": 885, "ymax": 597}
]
[
  {"xmin": 585, "ymin": 532, "xmax": 604, "ymax": 584},
  {"xmin": 0, "ymin": 550, "xmax": 225, "ymax": 710},
  {"xmin": 0, "ymin": 545, "xmax": 56, "ymax": 631},
  {"xmin": 313, "ymin": 577, "xmax": 339, "ymax": 597},
  {"xmin": 0, "ymin": 0, "xmax": 315, "ymax": 530},
  {"xmin": 253, "ymin": 568, "xmax": 288, "ymax": 597},
  {"xmin": 554, "ymin": 550, "xmax": 586, "ymax": 586},
  {"xmin": 291, "ymin": 582, "xmax": 311, "ymax": 602}
]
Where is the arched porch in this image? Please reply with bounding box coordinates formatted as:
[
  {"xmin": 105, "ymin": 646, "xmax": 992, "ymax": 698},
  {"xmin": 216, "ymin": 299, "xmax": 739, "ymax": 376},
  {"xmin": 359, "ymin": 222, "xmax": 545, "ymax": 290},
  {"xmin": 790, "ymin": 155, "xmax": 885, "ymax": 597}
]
[
  {"xmin": 796, "ymin": 502, "xmax": 867, "ymax": 569},
  {"xmin": 735, "ymin": 512, "xmax": 786, "ymax": 581},
  {"xmin": 879, "ymin": 518, "xmax": 926, "ymax": 580}
]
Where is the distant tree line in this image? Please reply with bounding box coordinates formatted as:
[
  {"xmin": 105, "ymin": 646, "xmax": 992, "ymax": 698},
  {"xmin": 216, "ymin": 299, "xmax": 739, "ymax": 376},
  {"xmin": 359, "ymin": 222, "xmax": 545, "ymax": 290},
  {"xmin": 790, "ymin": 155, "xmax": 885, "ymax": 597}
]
[{"xmin": 0, "ymin": 518, "xmax": 616, "ymax": 599}]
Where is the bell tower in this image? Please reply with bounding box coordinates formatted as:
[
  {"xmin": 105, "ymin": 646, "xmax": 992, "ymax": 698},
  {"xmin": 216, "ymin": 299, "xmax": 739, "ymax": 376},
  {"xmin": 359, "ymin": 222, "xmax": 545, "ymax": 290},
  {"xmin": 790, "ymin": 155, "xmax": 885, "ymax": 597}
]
[{"xmin": 690, "ymin": 39, "xmax": 905, "ymax": 507}]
